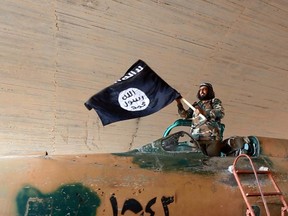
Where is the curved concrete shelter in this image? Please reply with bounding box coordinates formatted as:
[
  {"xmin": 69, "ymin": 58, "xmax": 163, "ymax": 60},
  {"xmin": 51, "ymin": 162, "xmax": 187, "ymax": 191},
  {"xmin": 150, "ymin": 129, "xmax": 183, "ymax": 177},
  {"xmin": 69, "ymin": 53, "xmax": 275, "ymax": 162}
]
[
  {"xmin": 1, "ymin": 1, "xmax": 288, "ymax": 215},
  {"xmin": 0, "ymin": 0, "xmax": 288, "ymax": 155}
]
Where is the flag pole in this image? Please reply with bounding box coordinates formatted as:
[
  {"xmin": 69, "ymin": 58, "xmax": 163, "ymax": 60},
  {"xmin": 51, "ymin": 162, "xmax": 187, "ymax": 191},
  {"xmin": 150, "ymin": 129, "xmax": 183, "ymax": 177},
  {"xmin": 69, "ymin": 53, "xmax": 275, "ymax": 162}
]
[{"xmin": 181, "ymin": 98, "xmax": 207, "ymax": 122}]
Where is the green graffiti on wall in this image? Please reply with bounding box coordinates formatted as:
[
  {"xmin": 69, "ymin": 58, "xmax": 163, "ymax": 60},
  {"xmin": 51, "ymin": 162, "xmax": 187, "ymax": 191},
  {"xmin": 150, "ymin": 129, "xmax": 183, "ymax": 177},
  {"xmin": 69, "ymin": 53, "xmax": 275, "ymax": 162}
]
[{"xmin": 16, "ymin": 183, "xmax": 100, "ymax": 216}]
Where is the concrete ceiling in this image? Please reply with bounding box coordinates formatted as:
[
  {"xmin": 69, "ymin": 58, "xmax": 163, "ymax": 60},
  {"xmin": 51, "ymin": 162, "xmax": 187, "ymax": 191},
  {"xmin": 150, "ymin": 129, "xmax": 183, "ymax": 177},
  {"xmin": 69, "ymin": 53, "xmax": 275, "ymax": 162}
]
[{"xmin": 0, "ymin": 0, "xmax": 288, "ymax": 155}]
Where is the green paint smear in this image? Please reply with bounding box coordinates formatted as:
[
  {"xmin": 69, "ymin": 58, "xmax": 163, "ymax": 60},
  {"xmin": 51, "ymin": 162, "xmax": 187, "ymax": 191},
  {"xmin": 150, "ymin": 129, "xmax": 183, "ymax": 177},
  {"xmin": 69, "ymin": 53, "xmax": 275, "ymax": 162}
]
[
  {"xmin": 16, "ymin": 183, "xmax": 100, "ymax": 216},
  {"xmin": 114, "ymin": 151, "xmax": 213, "ymax": 174},
  {"xmin": 113, "ymin": 132, "xmax": 273, "ymax": 175},
  {"xmin": 114, "ymin": 152, "xmax": 273, "ymax": 176}
]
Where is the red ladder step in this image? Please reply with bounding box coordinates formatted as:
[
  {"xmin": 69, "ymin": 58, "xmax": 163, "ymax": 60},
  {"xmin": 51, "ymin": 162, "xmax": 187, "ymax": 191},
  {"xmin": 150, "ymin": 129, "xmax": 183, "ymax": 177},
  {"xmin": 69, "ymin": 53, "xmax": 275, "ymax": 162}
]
[
  {"xmin": 236, "ymin": 170, "xmax": 270, "ymax": 175},
  {"xmin": 232, "ymin": 154, "xmax": 288, "ymax": 216},
  {"xmin": 246, "ymin": 192, "xmax": 282, "ymax": 197}
]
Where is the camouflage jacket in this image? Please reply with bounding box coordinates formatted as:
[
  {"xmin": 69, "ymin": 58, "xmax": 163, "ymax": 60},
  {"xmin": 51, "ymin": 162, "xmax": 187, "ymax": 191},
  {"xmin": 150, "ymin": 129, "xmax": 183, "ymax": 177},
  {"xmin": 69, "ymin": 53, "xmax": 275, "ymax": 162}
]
[{"xmin": 178, "ymin": 98, "xmax": 225, "ymax": 141}]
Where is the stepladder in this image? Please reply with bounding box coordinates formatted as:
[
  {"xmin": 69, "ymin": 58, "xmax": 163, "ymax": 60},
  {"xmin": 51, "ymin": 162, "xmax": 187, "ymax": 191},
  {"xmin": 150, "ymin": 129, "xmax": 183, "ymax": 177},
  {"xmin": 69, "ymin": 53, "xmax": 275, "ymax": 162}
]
[{"xmin": 232, "ymin": 154, "xmax": 288, "ymax": 216}]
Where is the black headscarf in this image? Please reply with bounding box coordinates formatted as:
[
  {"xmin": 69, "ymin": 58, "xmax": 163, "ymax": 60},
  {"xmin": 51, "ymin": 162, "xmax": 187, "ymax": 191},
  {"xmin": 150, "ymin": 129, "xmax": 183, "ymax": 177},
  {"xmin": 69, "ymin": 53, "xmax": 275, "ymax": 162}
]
[{"xmin": 197, "ymin": 82, "xmax": 215, "ymax": 100}]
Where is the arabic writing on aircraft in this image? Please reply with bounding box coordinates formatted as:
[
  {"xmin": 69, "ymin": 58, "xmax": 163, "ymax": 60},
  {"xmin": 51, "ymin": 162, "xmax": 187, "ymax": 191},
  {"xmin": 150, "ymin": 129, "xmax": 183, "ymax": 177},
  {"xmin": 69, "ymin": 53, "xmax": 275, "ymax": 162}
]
[
  {"xmin": 17, "ymin": 184, "xmax": 175, "ymax": 216},
  {"xmin": 110, "ymin": 194, "xmax": 174, "ymax": 216}
]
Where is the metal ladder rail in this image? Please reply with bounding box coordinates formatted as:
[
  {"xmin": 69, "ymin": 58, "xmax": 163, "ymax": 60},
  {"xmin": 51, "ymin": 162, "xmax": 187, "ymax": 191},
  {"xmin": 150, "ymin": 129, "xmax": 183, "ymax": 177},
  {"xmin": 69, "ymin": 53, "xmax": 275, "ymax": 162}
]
[
  {"xmin": 264, "ymin": 171, "xmax": 288, "ymax": 216},
  {"xmin": 233, "ymin": 154, "xmax": 288, "ymax": 216},
  {"xmin": 248, "ymin": 169, "xmax": 288, "ymax": 216},
  {"xmin": 233, "ymin": 154, "xmax": 269, "ymax": 216}
]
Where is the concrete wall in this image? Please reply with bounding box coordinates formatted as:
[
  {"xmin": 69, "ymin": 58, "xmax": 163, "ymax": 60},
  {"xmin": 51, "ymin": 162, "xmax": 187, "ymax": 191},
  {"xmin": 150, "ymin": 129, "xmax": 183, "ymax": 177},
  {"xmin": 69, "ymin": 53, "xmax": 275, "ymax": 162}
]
[{"xmin": 1, "ymin": 0, "xmax": 288, "ymax": 155}]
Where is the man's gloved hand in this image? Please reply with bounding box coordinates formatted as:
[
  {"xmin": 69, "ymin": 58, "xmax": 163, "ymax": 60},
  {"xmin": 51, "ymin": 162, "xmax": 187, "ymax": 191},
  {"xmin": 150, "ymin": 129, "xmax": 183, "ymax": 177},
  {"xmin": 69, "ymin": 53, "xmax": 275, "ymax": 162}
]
[
  {"xmin": 176, "ymin": 101, "xmax": 186, "ymax": 117},
  {"xmin": 176, "ymin": 98, "xmax": 184, "ymax": 110},
  {"xmin": 177, "ymin": 102, "xmax": 184, "ymax": 111},
  {"xmin": 175, "ymin": 96, "xmax": 187, "ymax": 118},
  {"xmin": 194, "ymin": 108, "xmax": 204, "ymax": 116}
]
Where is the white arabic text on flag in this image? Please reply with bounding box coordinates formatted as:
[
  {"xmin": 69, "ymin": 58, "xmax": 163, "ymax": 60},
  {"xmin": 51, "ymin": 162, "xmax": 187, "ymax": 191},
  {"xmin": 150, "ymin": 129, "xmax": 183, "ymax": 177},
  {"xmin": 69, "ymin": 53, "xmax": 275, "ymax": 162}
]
[{"xmin": 85, "ymin": 59, "xmax": 181, "ymax": 126}]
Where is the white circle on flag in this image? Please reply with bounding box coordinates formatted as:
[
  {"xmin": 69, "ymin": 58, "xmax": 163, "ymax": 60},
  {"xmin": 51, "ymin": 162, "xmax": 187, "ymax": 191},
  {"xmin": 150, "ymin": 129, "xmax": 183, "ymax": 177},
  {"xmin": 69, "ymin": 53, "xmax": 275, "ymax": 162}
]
[{"xmin": 118, "ymin": 88, "xmax": 150, "ymax": 111}]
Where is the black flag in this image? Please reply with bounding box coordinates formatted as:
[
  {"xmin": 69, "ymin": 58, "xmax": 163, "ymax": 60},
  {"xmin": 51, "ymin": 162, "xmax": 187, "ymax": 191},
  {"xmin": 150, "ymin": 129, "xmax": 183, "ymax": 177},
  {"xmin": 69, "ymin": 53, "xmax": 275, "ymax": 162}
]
[{"xmin": 85, "ymin": 60, "xmax": 180, "ymax": 126}]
